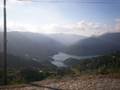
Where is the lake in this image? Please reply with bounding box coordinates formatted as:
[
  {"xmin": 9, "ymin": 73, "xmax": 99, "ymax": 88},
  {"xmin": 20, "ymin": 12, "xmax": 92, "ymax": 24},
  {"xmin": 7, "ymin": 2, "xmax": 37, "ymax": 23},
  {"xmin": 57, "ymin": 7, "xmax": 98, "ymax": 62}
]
[{"xmin": 51, "ymin": 52, "xmax": 98, "ymax": 67}]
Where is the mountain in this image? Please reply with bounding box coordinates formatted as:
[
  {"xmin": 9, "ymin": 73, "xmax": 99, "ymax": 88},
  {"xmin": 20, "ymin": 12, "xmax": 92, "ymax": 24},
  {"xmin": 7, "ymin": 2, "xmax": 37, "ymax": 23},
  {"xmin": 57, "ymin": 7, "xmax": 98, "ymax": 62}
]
[
  {"xmin": 0, "ymin": 53, "xmax": 57, "ymax": 71},
  {"xmin": 47, "ymin": 33, "xmax": 86, "ymax": 46},
  {"xmin": 67, "ymin": 33, "xmax": 120, "ymax": 56},
  {"xmin": 1, "ymin": 32, "xmax": 120, "ymax": 69},
  {"xmin": 0, "ymin": 31, "xmax": 64, "ymax": 61}
]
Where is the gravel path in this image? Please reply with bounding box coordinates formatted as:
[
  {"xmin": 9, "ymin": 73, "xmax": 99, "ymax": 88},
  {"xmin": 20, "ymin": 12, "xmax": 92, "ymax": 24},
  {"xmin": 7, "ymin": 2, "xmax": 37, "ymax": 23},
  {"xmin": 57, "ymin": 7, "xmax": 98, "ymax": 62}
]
[{"xmin": 0, "ymin": 75, "xmax": 120, "ymax": 90}]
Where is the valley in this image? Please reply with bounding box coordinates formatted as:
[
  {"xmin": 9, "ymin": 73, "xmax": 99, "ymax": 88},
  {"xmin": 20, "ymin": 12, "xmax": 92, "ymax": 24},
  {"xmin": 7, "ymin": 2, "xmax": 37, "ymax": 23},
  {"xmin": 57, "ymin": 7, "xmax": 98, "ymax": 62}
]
[{"xmin": 0, "ymin": 31, "xmax": 120, "ymax": 69}]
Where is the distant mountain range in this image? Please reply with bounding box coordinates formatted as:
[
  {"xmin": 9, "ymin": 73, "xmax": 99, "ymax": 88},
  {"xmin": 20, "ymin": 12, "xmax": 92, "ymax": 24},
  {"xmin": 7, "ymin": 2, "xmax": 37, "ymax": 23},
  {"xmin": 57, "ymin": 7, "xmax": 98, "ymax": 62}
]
[
  {"xmin": 0, "ymin": 31, "xmax": 64, "ymax": 60},
  {"xmin": 0, "ymin": 32, "xmax": 64, "ymax": 69},
  {"xmin": 66, "ymin": 33, "xmax": 120, "ymax": 56},
  {"xmin": 47, "ymin": 33, "xmax": 86, "ymax": 46},
  {"xmin": 0, "ymin": 31, "xmax": 120, "ymax": 68}
]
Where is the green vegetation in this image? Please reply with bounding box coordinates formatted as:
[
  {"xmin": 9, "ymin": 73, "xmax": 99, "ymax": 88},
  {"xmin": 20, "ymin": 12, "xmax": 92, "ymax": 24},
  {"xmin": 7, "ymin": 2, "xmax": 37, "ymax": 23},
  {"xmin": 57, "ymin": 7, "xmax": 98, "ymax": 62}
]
[
  {"xmin": 19, "ymin": 68, "xmax": 50, "ymax": 83},
  {"xmin": 64, "ymin": 52, "xmax": 120, "ymax": 75},
  {"xmin": 0, "ymin": 68, "xmax": 52, "ymax": 85},
  {"xmin": 0, "ymin": 52, "xmax": 120, "ymax": 85}
]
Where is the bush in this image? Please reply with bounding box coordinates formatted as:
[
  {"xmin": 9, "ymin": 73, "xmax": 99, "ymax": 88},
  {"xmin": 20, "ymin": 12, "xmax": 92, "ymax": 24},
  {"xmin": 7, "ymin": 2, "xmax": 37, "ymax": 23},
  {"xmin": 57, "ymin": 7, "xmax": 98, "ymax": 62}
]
[{"xmin": 19, "ymin": 68, "xmax": 48, "ymax": 83}]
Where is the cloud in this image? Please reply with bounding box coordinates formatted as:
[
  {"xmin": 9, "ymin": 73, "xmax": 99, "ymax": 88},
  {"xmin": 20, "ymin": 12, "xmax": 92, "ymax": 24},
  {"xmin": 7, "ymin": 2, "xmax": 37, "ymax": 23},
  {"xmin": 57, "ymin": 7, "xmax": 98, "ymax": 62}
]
[
  {"xmin": 115, "ymin": 19, "xmax": 120, "ymax": 32},
  {"xmin": 7, "ymin": 0, "xmax": 32, "ymax": 4},
  {"xmin": 0, "ymin": 19, "xmax": 120, "ymax": 36},
  {"xmin": 74, "ymin": 21, "xmax": 101, "ymax": 30},
  {"xmin": 0, "ymin": 21, "xmax": 38, "ymax": 32},
  {"xmin": 0, "ymin": 0, "xmax": 32, "ymax": 8},
  {"xmin": 39, "ymin": 20, "xmax": 113, "ymax": 36}
]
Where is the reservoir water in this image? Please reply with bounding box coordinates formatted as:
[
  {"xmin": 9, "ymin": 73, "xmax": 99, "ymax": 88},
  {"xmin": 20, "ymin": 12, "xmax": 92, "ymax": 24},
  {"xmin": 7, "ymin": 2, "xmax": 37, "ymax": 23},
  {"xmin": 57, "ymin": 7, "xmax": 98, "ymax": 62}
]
[{"xmin": 51, "ymin": 52, "xmax": 98, "ymax": 67}]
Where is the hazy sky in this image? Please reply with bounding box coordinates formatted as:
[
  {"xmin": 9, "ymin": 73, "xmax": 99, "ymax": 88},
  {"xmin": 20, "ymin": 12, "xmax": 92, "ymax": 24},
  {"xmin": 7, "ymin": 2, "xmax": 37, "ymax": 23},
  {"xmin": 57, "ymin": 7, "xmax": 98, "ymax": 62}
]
[{"xmin": 0, "ymin": 0, "xmax": 120, "ymax": 36}]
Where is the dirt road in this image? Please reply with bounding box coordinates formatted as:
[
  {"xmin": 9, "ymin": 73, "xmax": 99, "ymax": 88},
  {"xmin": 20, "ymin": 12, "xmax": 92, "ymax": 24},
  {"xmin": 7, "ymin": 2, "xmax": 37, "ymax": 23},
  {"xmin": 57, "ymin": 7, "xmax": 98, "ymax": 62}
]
[{"xmin": 0, "ymin": 75, "xmax": 120, "ymax": 90}]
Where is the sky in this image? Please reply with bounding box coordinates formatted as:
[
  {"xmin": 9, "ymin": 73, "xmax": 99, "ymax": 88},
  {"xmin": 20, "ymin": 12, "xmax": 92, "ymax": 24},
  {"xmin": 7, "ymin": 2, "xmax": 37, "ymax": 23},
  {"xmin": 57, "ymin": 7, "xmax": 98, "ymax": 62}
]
[{"xmin": 0, "ymin": 0, "xmax": 120, "ymax": 36}]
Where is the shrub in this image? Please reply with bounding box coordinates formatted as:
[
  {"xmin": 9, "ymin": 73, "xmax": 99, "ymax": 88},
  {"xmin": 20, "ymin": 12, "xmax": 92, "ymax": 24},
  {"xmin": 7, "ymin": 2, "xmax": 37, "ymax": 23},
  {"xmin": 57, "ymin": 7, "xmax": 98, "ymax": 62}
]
[{"xmin": 19, "ymin": 68, "xmax": 48, "ymax": 82}]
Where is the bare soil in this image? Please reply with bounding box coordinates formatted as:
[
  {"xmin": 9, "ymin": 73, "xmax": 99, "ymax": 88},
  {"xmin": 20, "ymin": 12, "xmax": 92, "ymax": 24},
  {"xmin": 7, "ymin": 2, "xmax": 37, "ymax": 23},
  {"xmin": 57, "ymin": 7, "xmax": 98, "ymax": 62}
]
[{"xmin": 0, "ymin": 75, "xmax": 120, "ymax": 90}]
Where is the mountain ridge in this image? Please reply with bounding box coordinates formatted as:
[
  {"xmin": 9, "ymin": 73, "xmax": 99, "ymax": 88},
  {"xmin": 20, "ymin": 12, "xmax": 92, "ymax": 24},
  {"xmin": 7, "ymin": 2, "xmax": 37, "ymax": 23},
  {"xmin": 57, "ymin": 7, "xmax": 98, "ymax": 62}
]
[{"xmin": 66, "ymin": 32, "xmax": 120, "ymax": 56}]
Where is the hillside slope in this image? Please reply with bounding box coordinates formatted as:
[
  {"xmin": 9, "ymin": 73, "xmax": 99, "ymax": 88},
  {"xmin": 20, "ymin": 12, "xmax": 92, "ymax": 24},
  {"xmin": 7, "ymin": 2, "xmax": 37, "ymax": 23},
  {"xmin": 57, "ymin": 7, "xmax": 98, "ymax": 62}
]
[
  {"xmin": 67, "ymin": 33, "xmax": 120, "ymax": 56},
  {"xmin": 0, "ymin": 32, "xmax": 64, "ymax": 63},
  {"xmin": 0, "ymin": 53, "xmax": 56, "ymax": 70}
]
